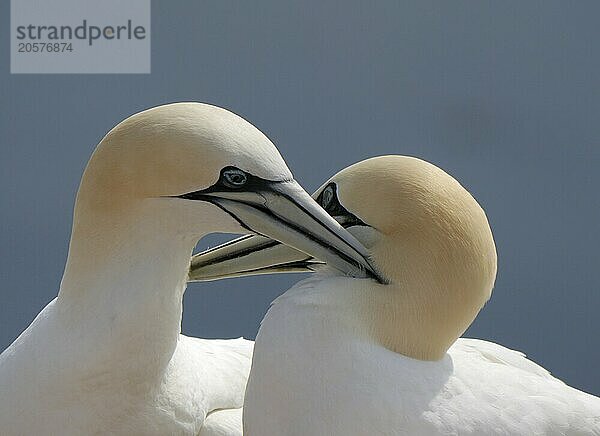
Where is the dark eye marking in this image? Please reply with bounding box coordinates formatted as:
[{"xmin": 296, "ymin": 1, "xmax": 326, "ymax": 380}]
[
  {"xmin": 315, "ymin": 183, "xmax": 368, "ymax": 228},
  {"xmin": 321, "ymin": 185, "xmax": 335, "ymax": 209},
  {"xmin": 176, "ymin": 167, "xmax": 267, "ymax": 200},
  {"xmin": 221, "ymin": 167, "xmax": 248, "ymax": 188}
]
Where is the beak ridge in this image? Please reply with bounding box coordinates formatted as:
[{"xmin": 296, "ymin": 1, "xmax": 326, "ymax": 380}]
[{"xmin": 196, "ymin": 180, "xmax": 381, "ymax": 281}]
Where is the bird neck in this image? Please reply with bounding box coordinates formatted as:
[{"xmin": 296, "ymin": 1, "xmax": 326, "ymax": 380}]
[
  {"xmin": 273, "ymin": 276, "xmax": 460, "ymax": 361},
  {"xmin": 365, "ymin": 232, "xmax": 494, "ymax": 360},
  {"xmin": 56, "ymin": 204, "xmax": 199, "ymax": 377}
]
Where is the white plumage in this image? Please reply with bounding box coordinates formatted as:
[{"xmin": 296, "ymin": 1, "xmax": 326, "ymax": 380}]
[
  {"xmin": 190, "ymin": 155, "xmax": 600, "ymax": 435},
  {"xmin": 0, "ymin": 103, "xmax": 374, "ymax": 435},
  {"xmin": 245, "ymin": 274, "xmax": 600, "ymax": 435}
]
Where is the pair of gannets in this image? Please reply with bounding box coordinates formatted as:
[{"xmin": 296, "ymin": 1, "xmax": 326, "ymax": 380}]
[{"xmin": 0, "ymin": 103, "xmax": 598, "ymax": 435}]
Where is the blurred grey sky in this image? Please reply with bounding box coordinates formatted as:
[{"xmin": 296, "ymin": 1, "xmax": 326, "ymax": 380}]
[{"xmin": 1, "ymin": 1, "xmax": 598, "ymax": 395}]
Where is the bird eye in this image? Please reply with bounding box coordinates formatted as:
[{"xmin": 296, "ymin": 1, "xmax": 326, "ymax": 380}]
[
  {"xmin": 221, "ymin": 168, "xmax": 248, "ymax": 188},
  {"xmin": 321, "ymin": 185, "xmax": 335, "ymax": 209}
]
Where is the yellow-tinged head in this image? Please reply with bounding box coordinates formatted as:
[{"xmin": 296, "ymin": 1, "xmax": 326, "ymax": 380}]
[
  {"xmin": 323, "ymin": 156, "xmax": 497, "ymax": 358},
  {"xmin": 76, "ymin": 102, "xmax": 291, "ymax": 219},
  {"xmin": 62, "ymin": 103, "xmax": 379, "ymax": 297},
  {"xmin": 190, "ymin": 155, "xmax": 497, "ymax": 360}
]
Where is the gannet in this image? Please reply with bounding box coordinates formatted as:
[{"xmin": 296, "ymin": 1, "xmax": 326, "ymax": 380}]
[
  {"xmin": 0, "ymin": 103, "xmax": 379, "ymax": 435},
  {"xmin": 190, "ymin": 156, "xmax": 600, "ymax": 435}
]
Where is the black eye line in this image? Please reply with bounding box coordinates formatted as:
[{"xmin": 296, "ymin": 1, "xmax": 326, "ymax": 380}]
[
  {"xmin": 220, "ymin": 166, "xmax": 248, "ymax": 188},
  {"xmin": 175, "ymin": 167, "xmax": 284, "ymax": 200},
  {"xmin": 218, "ymin": 168, "xmax": 272, "ymax": 192},
  {"xmin": 315, "ymin": 183, "xmax": 368, "ymax": 228}
]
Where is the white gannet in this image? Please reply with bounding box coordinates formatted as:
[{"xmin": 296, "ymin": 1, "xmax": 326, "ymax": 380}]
[
  {"xmin": 0, "ymin": 103, "xmax": 379, "ymax": 435},
  {"xmin": 190, "ymin": 156, "xmax": 600, "ymax": 435}
]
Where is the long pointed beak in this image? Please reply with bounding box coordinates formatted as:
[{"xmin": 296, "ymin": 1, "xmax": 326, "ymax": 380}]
[
  {"xmin": 189, "ymin": 234, "xmax": 325, "ymax": 281},
  {"xmin": 190, "ymin": 180, "xmax": 381, "ymax": 281}
]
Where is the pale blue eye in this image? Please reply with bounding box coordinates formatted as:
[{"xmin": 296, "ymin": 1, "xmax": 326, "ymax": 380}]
[{"xmin": 222, "ymin": 168, "xmax": 248, "ymax": 188}]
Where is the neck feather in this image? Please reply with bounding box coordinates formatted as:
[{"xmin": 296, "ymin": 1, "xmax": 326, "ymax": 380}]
[
  {"xmin": 56, "ymin": 203, "xmax": 199, "ymax": 378},
  {"xmin": 275, "ymin": 253, "xmax": 491, "ymax": 362}
]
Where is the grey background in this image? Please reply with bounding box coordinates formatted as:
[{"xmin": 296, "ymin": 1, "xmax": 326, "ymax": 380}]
[{"xmin": 1, "ymin": 1, "xmax": 598, "ymax": 396}]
